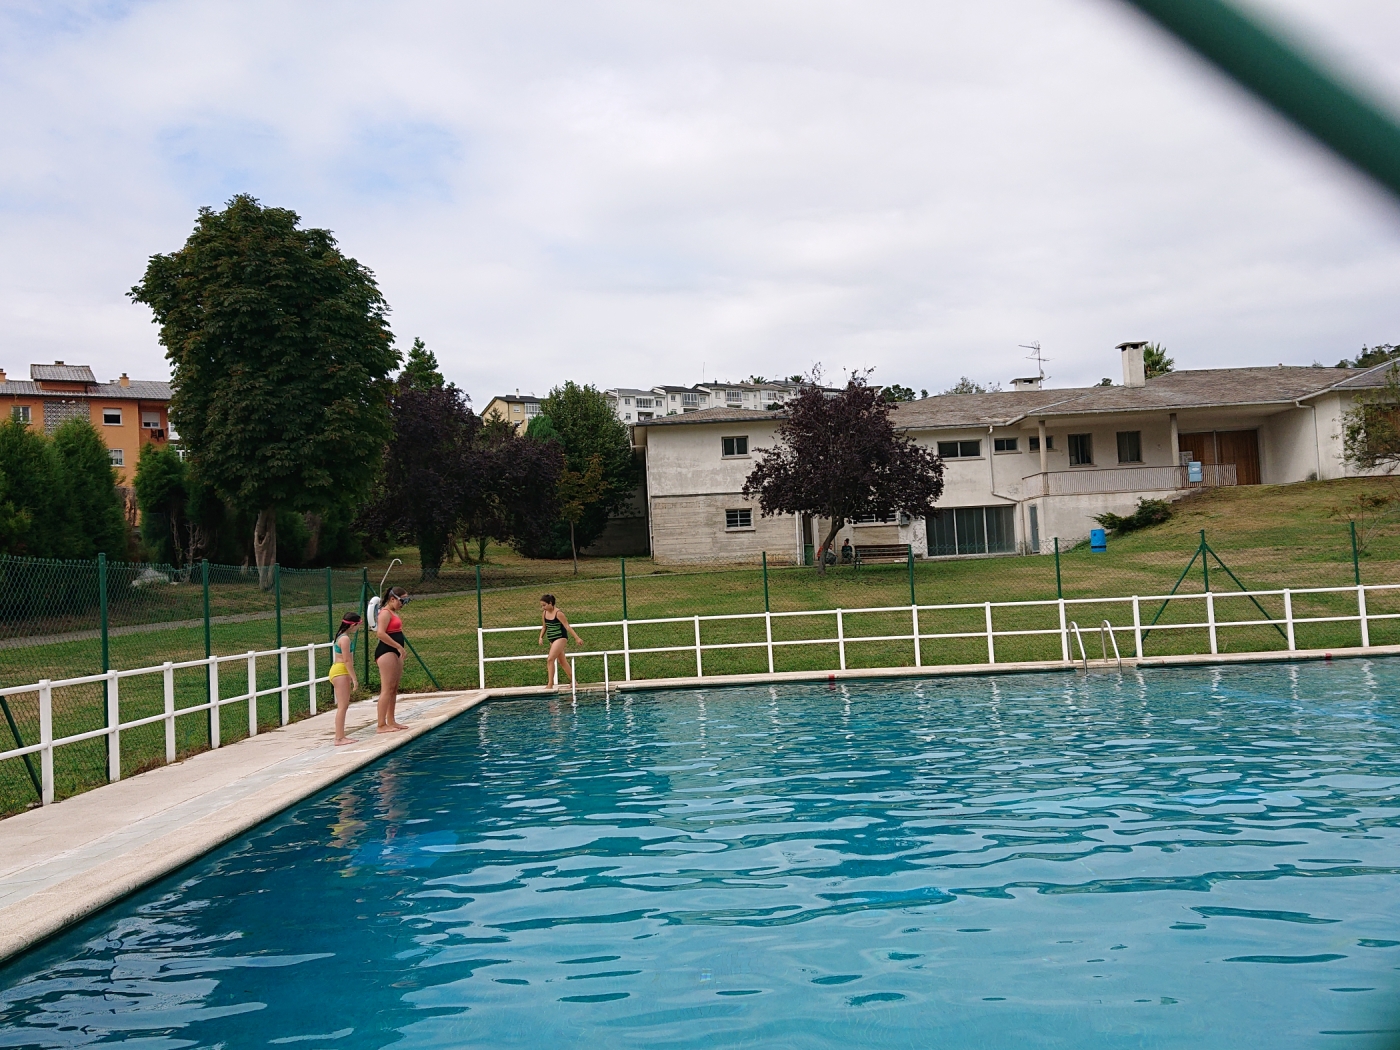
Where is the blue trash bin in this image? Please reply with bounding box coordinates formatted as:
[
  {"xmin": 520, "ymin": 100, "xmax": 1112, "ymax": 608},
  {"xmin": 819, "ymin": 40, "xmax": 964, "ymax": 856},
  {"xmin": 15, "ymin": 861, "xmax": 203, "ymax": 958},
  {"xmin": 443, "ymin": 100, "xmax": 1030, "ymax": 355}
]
[{"xmin": 1090, "ymin": 528, "xmax": 1107, "ymax": 552}]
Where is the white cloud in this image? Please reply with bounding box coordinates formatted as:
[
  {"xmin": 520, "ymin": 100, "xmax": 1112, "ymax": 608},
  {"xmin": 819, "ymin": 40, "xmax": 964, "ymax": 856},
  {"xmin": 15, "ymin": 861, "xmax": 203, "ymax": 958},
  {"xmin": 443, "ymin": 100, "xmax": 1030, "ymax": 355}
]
[{"xmin": 1, "ymin": 0, "xmax": 1398, "ymax": 397}]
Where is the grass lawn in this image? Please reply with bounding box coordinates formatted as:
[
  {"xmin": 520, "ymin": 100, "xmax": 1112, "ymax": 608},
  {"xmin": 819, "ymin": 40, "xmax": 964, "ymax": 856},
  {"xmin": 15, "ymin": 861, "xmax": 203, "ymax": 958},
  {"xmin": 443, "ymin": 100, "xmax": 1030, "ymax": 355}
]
[{"xmin": 5, "ymin": 476, "xmax": 1400, "ymax": 815}]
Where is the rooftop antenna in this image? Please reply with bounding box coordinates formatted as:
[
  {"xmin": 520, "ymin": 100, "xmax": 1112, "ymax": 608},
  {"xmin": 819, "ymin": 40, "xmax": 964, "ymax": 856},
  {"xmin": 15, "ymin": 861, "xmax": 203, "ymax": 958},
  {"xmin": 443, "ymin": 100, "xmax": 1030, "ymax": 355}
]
[{"xmin": 1019, "ymin": 342, "xmax": 1049, "ymax": 382}]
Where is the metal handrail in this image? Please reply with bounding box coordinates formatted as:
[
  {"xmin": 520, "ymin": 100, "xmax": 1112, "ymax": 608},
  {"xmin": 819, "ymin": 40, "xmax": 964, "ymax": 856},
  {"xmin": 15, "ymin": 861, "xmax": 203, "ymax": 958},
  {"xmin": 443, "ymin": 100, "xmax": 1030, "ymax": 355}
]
[
  {"xmin": 1068, "ymin": 621, "xmax": 1089, "ymax": 672},
  {"xmin": 1100, "ymin": 620, "xmax": 1123, "ymax": 671}
]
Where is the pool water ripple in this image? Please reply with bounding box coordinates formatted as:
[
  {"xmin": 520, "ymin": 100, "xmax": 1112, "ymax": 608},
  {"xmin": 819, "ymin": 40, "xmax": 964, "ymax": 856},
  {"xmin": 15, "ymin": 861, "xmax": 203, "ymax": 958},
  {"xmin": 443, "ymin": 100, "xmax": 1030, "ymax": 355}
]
[{"xmin": 3, "ymin": 662, "xmax": 1400, "ymax": 1048}]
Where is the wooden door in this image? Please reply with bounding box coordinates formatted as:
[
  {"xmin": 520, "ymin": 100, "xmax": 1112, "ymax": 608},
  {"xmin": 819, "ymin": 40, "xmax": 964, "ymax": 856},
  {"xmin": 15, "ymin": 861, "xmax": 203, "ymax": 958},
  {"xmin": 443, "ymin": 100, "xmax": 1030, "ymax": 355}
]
[
  {"xmin": 1218, "ymin": 430, "xmax": 1261, "ymax": 485},
  {"xmin": 1179, "ymin": 432, "xmax": 1215, "ymax": 465}
]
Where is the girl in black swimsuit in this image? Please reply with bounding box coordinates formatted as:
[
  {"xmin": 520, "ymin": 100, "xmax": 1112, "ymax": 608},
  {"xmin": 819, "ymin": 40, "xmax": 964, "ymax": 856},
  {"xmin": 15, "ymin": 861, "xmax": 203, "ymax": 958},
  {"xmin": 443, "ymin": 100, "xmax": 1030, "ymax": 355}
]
[
  {"xmin": 538, "ymin": 593, "xmax": 584, "ymax": 687},
  {"xmin": 375, "ymin": 587, "xmax": 410, "ymax": 732}
]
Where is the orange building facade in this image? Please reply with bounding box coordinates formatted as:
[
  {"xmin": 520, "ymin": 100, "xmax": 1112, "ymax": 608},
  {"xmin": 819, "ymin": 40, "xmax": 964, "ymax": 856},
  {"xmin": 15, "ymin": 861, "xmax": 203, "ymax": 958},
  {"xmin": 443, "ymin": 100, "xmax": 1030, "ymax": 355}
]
[{"xmin": 0, "ymin": 362, "xmax": 173, "ymax": 486}]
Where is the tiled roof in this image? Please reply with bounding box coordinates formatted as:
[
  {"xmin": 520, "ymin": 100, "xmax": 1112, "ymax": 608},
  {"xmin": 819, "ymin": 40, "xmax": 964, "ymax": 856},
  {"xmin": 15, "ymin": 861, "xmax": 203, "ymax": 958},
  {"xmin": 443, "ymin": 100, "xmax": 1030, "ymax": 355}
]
[
  {"xmin": 31, "ymin": 363, "xmax": 97, "ymax": 383},
  {"xmin": 490, "ymin": 393, "xmax": 541, "ymax": 403},
  {"xmin": 0, "ymin": 379, "xmax": 171, "ymax": 400},
  {"xmin": 635, "ymin": 407, "xmax": 780, "ymax": 426},
  {"xmin": 889, "ymin": 389, "xmax": 1086, "ymax": 428}
]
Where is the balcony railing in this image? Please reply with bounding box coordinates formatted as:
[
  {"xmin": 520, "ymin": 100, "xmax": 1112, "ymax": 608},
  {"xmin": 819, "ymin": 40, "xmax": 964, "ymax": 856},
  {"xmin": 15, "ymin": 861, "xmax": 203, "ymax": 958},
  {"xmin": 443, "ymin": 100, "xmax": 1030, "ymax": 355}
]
[{"xmin": 1024, "ymin": 463, "xmax": 1237, "ymax": 496}]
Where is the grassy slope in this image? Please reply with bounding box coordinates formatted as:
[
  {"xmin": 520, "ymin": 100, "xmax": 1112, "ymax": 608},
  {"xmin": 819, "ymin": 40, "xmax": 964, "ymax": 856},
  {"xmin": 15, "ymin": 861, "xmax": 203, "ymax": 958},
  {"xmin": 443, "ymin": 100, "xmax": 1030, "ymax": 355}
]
[{"xmin": 5, "ymin": 476, "xmax": 1400, "ymax": 814}]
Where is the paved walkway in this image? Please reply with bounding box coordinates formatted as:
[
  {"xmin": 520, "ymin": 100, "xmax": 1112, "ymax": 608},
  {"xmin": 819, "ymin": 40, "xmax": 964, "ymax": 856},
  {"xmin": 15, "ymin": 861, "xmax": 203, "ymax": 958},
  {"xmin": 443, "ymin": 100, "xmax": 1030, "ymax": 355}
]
[{"xmin": 0, "ymin": 688, "xmax": 493, "ymax": 964}]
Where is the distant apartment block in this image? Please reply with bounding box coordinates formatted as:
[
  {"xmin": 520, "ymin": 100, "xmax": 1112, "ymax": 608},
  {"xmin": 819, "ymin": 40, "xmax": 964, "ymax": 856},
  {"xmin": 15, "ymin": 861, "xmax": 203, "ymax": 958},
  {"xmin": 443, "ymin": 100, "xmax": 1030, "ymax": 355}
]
[
  {"xmin": 606, "ymin": 380, "xmax": 805, "ymax": 423},
  {"xmin": 482, "ymin": 392, "xmax": 543, "ymax": 434},
  {"xmin": 0, "ymin": 362, "xmax": 172, "ymax": 485}
]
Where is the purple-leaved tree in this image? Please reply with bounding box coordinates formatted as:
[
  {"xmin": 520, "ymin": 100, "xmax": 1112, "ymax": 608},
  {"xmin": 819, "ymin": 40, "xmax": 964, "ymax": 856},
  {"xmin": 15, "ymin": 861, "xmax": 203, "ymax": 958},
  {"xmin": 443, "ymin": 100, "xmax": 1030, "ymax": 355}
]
[{"xmin": 742, "ymin": 374, "xmax": 944, "ymax": 575}]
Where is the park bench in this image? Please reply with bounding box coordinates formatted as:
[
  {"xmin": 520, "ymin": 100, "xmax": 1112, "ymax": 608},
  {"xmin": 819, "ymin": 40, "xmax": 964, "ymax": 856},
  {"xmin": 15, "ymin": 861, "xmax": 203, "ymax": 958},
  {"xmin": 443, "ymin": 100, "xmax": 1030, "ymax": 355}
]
[{"xmin": 854, "ymin": 543, "xmax": 912, "ymax": 566}]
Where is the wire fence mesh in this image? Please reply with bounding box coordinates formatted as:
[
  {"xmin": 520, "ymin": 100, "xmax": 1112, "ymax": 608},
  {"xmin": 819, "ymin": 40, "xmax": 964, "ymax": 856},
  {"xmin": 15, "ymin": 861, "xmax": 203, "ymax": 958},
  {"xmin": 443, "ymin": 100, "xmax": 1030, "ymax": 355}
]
[{"xmin": 8, "ymin": 494, "xmax": 1400, "ymax": 815}]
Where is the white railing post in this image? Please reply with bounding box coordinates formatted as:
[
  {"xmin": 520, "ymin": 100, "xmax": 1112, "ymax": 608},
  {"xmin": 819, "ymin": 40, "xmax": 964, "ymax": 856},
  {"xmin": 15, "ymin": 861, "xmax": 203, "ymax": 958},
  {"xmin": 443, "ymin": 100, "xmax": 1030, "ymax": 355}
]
[
  {"xmin": 106, "ymin": 670, "xmax": 120, "ymax": 783},
  {"xmin": 477, "ymin": 627, "xmax": 486, "ymax": 690},
  {"xmin": 984, "ymin": 602, "xmax": 995, "ymax": 664},
  {"xmin": 39, "ymin": 679, "xmax": 54, "ymax": 806},
  {"xmin": 1284, "ymin": 589, "xmax": 1296, "ymax": 651},
  {"xmin": 1206, "ymin": 592, "xmax": 1218, "ymax": 655},
  {"xmin": 279, "ymin": 648, "xmax": 290, "ymax": 725},
  {"xmin": 765, "ymin": 611, "xmax": 775, "ymax": 674},
  {"xmin": 306, "ymin": 644, "xmax": 316, "ymax": 714},
  {"xmin": 623, "ymin": 619, "xmax": 632, "ymax": 681},
  {"xmin": 836, "ymin": 609, "xmax": 846, "ymax": 671},
  {"xmin": 912, "ymin": 605, "xmax": 922, "ymax": 668},
  {"xmin": 1132, "ymin": 596, "xmax": 1143, "ymax": 660},
  {"xmin": 247, "ymin": 651, "xmax": 259, "ymax": 738},
  {"xmin": 209, "ymin": 657, "xmax": 220, "ymax": 749},
  {"xmin": 694, "ymin": 615, "xmax": 703, "ymax": 677},
  {"xmin": 1058, "ymin": 599, "xmax": 1069, "ymax": 662},
  {"xmin": 570, "ymin": 657, "xmax": 577, "ymax": 701},
  {"xmin": 604, "ymin": 653, "xmax": 610, "ymax": 694},
  {"xmin": 1358, "ymin": 585, "xmax": 1370, "ymax": 647},
  {"xmin": 163, "ymin": 662, "xmax": 176, "ymax": 764}
]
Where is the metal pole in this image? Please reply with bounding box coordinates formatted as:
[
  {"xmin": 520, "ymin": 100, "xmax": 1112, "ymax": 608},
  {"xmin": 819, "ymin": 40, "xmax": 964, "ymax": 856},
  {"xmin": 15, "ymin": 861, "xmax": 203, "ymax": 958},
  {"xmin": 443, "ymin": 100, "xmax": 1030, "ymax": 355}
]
[
  {"xmin": 1201, "ymin": 530, "xmax": 1210, "ymax": 592},
  {"xmin": 907, "ymin": 547, "xmax": 915, "ymax": 606},
  {"xmin": 1284, "ymin": 589, "xmax": 1296, "ymax": 651},
  {"xmin": 762, "ymin": 551, "xmax": 770, "ymax": 612},
  {"xmin": 1054, "ymin": 537, "xmax": 1062, "ymax": 600},
  {"xmin": 202, "ymin": 558, "xmax": 212, "ymax": 744},
  {"xmin": 1119, "ymin": 0, "xmax": 1400, "ymax": 204},
  {"xmin": 621, "ymin": 557, "xmax": 628, "ymax": 620},
  {"xmin": 274, "ymin": 563, "xmax": 282, "ymax": 650},
  {"xmin": 476, "ymin": 564, "xmax": 483, "ymax": 629},
  {"xmin": 99, "ymin": 552, "xmax": 111, "ymax": 775},
  {"xmin": 326, "ymin": 566, "xmax": 334, "ymax": 641},
  {"xmin": 1351, "ymin": 520, "xmax": 1361, "ymax": 585},
  {"xmin": 362, "ymin": 568, "xmax": 371, "ymax": 689}
]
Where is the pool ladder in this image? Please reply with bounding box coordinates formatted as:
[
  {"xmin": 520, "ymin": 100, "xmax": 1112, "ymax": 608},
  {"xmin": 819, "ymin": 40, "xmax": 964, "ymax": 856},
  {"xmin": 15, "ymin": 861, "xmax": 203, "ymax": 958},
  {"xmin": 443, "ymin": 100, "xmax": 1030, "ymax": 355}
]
[{"xmin": 1068, "ymin": 620, "xmax": 1123, "ymax": 673}]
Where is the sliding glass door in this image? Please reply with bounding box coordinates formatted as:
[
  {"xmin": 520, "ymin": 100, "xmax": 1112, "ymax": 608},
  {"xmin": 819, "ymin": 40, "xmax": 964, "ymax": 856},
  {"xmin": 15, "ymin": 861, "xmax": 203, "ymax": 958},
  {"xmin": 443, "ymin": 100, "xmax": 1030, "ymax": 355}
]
[{"xmin": 927, "ymin": 505, "xmax": 1016, "ymax": 556}]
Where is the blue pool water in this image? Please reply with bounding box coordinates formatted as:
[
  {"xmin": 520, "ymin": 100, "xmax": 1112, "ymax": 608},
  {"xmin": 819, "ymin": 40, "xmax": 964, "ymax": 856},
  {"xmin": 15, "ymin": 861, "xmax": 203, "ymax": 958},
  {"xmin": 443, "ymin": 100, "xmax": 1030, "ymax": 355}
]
[{"xmin": 3, "ymin": 662, "xmax": 1400, "ymax": 1048}]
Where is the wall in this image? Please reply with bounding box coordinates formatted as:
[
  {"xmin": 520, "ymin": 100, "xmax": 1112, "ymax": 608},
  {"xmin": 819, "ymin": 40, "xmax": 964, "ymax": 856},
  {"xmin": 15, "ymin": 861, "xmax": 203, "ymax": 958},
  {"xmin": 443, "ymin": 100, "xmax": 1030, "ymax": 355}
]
[
  {"xmin": 650, "ymin": 493, "xmax": 796, "ymax": 564},
  {"xmin": 1259, "ymin": 405, "xmax": 1320, "ymax": 484},
  {"xmin": 89, "ymin": 400, "xmax": 169, "ymax": 483},
  {"xmin": 643, "ymin": 418, "xmax": 780, "ymax": 498}
]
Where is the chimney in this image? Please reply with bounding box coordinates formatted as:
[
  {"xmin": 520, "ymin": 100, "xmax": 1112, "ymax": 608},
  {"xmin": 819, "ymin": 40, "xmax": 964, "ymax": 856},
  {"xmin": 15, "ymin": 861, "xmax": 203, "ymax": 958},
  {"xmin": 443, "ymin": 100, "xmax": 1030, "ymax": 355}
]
[
  {"xmin": 0, "ymin": 369, "xmax": 7, "ymax": 383},
  {"xmin": 1010, "ymin": 376, "xmax": 1042, "ymax": 391},
  {"xmin": 1117, "ymin": 341, "xmax": 1148, "ymax": 388},
  {"xmin": 54, "ymin": 360, "xmax": 64, "ymax": 366},
  {"xmin": 119, "ymin": 373, "xmax": 130, "ymax": 387}
]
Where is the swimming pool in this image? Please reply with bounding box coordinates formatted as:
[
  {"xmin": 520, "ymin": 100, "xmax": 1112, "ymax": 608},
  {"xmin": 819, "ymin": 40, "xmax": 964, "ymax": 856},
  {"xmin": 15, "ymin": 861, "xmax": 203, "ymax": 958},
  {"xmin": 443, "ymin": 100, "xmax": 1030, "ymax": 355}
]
[{"xmin": 3, "ymin": 662, "xmax": 1398, "ymax": 1048}]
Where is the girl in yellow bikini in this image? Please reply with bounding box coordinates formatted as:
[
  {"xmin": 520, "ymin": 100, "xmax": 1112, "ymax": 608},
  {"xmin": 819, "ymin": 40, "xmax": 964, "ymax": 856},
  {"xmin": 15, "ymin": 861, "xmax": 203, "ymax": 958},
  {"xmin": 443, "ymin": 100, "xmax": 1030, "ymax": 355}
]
[{"xmin": 329, "ymin": 613, "xmax": 362, "ymax": 745}]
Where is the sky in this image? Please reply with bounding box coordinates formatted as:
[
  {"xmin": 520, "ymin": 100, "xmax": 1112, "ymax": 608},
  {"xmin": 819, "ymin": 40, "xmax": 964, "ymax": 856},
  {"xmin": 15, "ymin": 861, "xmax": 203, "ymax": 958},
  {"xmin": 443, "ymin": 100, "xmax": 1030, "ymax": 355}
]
[{"xmin": 2, "ymin": 1, "xmax": 1399, "ymax": 402}]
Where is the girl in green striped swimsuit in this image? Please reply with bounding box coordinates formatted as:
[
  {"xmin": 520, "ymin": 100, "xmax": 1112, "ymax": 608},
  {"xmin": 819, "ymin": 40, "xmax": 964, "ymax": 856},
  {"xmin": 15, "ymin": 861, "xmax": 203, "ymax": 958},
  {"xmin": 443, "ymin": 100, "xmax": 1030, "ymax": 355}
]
[{"xmin": 538, "ymin": 594, "xmax": 584, "ymax": 687}]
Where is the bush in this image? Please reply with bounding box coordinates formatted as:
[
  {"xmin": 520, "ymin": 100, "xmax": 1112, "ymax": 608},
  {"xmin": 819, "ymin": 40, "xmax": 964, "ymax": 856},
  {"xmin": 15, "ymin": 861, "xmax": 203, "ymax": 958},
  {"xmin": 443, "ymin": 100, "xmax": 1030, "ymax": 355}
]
[{"xmin": 1095, "ymin": 498, "xmax": 1173, "ymax": 535}]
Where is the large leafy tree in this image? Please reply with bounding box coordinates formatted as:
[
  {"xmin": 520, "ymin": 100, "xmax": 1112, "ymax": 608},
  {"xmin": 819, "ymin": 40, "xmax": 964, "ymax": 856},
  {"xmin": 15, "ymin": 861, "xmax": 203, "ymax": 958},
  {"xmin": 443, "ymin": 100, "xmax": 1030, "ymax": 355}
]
[
  {"xmin": 460, "ymin": 416, "xmax": 563, "ymax": 563},
  {"xmin": 52, "ymin": 420, "xmax": 129, "ymax": 559},
  {"xmin": 743, "ymin": 375, "xmax": 945, "ymax": 575},
  {"xmin": 520, "ymin": 382, "xmax": 638, "ymax": 558},
  {"xmin": 130, "ymin": 194, "xmax": 399, "ymax": 586},
  {"xmin": 0, "ymin": 419, "xmax": 74, "ymax": 558},
  {"xmin": 1343, "ymin": 364, "xmax": 1400, "ymax": 474}
]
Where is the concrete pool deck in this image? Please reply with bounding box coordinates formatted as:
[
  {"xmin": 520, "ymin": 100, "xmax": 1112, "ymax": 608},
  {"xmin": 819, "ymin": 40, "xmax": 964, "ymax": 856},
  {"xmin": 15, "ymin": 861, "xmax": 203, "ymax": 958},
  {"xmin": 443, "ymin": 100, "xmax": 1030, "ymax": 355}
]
[{"xmin": 4, "ymin": 642, "xmax": 1398, "ymax": 967}]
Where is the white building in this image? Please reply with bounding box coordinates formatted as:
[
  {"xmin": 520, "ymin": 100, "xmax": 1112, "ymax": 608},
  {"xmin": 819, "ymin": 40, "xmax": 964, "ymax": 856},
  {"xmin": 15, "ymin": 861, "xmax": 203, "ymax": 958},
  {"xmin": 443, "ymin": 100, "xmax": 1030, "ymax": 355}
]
[
  {"xmin": 607, "ymin": 380, "xmax": 810, "ymax": 425},
  {"xmin": 632, "ymin": 344, "xmax": 1395, "ymax": 565}
]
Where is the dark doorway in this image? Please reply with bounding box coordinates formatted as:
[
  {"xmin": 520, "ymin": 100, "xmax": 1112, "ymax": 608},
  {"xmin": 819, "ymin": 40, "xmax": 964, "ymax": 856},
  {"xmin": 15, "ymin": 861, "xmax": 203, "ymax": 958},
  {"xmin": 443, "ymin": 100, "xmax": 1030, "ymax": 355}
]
[{"xmin": 1179, "ymin": 430, "xmax": 1260, "ymax": 485}]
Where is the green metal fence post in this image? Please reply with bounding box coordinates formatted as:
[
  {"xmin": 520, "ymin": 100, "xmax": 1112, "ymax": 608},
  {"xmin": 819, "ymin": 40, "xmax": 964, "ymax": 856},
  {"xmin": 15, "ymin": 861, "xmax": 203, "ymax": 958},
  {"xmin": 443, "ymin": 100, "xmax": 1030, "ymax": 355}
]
[
  {"xmin": 202, "ymin": 558, "xmax": 212, "ymax": 746},
  {"xmin": 1053, "ymin": 538, "xmax": 1063, "ymax": 600},
  {"xmin": 326, "ymin": 566, "xmax": 334, "ymax": 640},
  {"xmin": 907, "ymin": 546, "xmax": 916, "ymax": 606},
  {"xmin": 621, "ymin": 557, "xmax": 628, "ymax": 620},
  {"xmin": 99, "ymin": 552, "xmax": 111, "ymax": 775},
  {"xmin": 274, "ymin": 563, "xmax": 283, "ymax": 650},
  {"xmin": 762, "ymin": 551, "xmax": 770, "ymax": 613},
  {"xmin": 476, "ymin": 565, "xmax": 483, "ymax": 629},
  {"xmin": 98, "ymin": 553, "xmax": 109, "ymax": 674},
  {"xmin": 1350, "ymin": 520, "xmax": 1361, "ymax": 585},
  {"xmin": 1200, "ymin": 530, "xmax": 1210, "ymax": 592}
]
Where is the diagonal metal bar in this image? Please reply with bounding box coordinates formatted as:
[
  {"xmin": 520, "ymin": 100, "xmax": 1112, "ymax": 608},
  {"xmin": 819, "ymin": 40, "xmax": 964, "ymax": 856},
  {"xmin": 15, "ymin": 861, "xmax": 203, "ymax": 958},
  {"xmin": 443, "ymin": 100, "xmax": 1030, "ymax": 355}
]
[
  {"xmin": 0, "ymin": 695, "xmax": 42, "ymax": 800},
  {"xmin": 403, "ymin": 637, "xmax": 442, "ymax": 691},
  {"xmin": 1122, "ymin": 0, "xmax": 1400, "ymax": 202},
  {"xmin": 1141, "ymin": 541, "xmax": 1202, "ymax": 643},
  {"xmin": 1206, "ymin": 544, "xmax": 1289, "ymax": 640}
]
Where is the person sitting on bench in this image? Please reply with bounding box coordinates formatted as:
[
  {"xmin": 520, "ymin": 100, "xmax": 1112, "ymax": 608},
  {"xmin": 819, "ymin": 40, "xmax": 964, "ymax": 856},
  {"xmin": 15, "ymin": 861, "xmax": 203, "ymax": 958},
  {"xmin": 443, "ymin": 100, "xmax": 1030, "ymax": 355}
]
[{"xmin": 840, "ymin": 538, "xmax": 854, "ymax": 563}]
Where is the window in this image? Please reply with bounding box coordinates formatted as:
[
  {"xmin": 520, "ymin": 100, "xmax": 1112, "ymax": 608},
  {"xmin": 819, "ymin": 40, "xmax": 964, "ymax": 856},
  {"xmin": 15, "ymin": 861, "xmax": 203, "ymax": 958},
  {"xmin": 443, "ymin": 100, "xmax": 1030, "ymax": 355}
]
[
  {"xmin": 722, "ymin": 435, "xmax": 749, "ymax": 457},
  {"xmin": 10, "ymin": 406, "xmax": 29, "ymax": 424},
  {"xmin": 936, "ymin": 440, "xmax": 982, "ymax": 458},
  {"xmin": 108, "ymin": 448, "xmax": 124, "ymax": 467},
  {"xmin": 525, "ymin": 403, "xmax": 541, "ymax": 417},
  {"xmin": 1029, "ymin": 436, "xmax": 1055, "ymax": 452},
  {"xmin": 1068, "ymin": 433, "xmax": 1093, "ymax": 465},
  {"xmin": 102, "ymin": 408, "xmax": 122, "ymax": 425},
  {"xmin": 637, "ymin": 397, "xmax": 653, "ymax": 409},
  {"xmin": 726, "ymin": 389, "xmax": 742, "ymax": 404},
  {"xmin": 1116, "ymin": 431, "xmax": 1142, "ymax": 463},
  {"xmin": 682, "ymin": 392, "xmax": 699, "ymax": 406},
  {"xmin": 725, "ymin": 508, "xmax": 753, "ymax": 530},
  {"xmin": 141, "ymin": 411, "xmax": 160, "ymax": 429},
  {"xmin": 624, "ymin": 397, "xmax": 632, "ymax": 406},
  {"xmin": 853, "ymin": 513, "xmax": 895, "ymax": 524},
  {"xmin": 624, "ymin": 413, "xmax": 632, "ymax": 421},
  {"xmin": 993, "ymin": 437, "xmax": 1018, "ymax": 452},
  {"xmin": 638, "ymin": 412, "xmax": 653, "ymax": 420},
  {"xmin": 927, "ymin": 506, "xmax": 1016, "ymax": 556}
]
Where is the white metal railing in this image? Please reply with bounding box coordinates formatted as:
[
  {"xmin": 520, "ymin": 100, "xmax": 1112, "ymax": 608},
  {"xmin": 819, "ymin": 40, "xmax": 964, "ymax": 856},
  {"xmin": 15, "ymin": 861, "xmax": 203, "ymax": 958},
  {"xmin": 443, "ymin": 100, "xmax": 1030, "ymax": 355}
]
[
  {"xmin": 478, "ymin": 583, "xmax": 1400, "ymax": 689},
  {"xmin": 1025, "ymin": 463, "xmax": 1238, "ymax": 496},
  {"xmin": 0, "ymin": 641, "xmax": 334, "ymax": 806}
]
